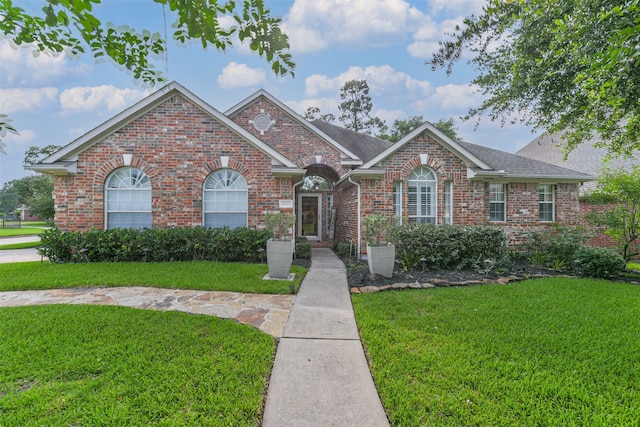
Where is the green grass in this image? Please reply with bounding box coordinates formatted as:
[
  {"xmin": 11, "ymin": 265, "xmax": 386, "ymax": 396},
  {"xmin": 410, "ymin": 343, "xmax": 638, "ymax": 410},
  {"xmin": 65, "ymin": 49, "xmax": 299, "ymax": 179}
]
[
  {"xmin": 0, "ymin": 228, "xmax": 45, "ymax": 237},
  {"xmin": 353, "ymin": 278, "xmax": 640, "ymax": 426},
  {"xmin": 628, "ymin": 261, "xmax": 640, "ymax": 271},
  {"xmin": 0, "ymin": 241, "xmax": 41, "ymax": 250},
  {"xmin": 0, "ymin": 261, "xmax": 305, "ymax": 293},
  {"xmin": 0, "ymin": 304, "xmax": 275, "ymax": 426}
]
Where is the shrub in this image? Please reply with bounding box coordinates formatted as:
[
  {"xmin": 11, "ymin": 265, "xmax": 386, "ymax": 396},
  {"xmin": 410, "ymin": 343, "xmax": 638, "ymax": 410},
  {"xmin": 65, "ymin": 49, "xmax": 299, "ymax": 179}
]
[
  {"xmin": 295, "ymin": 237, "xmax": 312, "ymax": 259},
  {"xmin": 574, "ymin": 247, "xmax": 626, "ymax": 278},
  {"xmin": 334, "ymin": 240, "xmax": 356, "ymax": 259},
  {"xmin": 38, "ymin": 226, "xmax": 271, "ymax": 264},
  {"xmin": 389, "ymin": 224, "xmax": 508, "ymax": 270},
  {"xmin": 522, "ymin": 225, "xmax": 592, "ymax": 270}
]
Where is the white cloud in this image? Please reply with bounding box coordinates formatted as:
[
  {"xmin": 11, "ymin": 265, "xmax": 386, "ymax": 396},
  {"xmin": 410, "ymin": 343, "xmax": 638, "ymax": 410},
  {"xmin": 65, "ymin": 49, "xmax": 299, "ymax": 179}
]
[
  {"xmin": 0, "ymin": 40, "xmax": 83, "ymax": 85},
  {"xmin": 284, "ymin": 0, "xmax": 425, "ymax": 53},
  {"xmin": 305, "ymin": 65, "xmax": 431, "ymax": 99},
  {"xmin": 419, "ymin": 83, "xmax": 482, "ymax": 111},
  {"xmin": 59, "ymin": 85, "xmax": 147, "ymax": 114},
  {"xmin": 375, "ymin": 108, "xmax": 407, "ymax": 123},
  {"xmin": 217, "ymin": 62, "xmax": 267, "ymax": 89},
  {"xmin": 0, "ymin": 87, "xmax": 59, "ymax": 114}
]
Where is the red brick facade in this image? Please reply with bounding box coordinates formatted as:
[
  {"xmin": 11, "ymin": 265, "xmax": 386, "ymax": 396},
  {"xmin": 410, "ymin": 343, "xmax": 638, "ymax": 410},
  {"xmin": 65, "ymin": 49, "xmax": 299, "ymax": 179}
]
[{"xmin": 46, "ymin": 84, "xmax": 588, "ymax": 256}]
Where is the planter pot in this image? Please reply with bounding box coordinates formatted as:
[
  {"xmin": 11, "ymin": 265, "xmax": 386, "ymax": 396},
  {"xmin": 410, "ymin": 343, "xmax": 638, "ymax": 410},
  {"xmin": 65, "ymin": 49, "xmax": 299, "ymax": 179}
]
[
  {"xmin": 367, "ymin": 243, "xmax": 395, "ymax": 278},
  {"xmin": 267, "ymin": 239, "xmax": 294, "ymax": 279}
]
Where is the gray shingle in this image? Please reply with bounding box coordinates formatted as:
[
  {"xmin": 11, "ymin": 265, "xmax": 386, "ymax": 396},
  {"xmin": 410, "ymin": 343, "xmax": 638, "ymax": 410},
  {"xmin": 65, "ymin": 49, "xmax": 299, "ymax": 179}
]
[{"xmin": 311, "ymin": 120, "xmax": 391, "ymax": 163}]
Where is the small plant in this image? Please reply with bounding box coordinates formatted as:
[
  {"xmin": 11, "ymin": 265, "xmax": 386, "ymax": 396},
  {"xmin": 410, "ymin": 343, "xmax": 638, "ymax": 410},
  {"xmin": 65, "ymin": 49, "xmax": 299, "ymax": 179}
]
[
  {"xmin": 295, "ymin": 237, "xmax": 312, "ymax": 259},
  {"xmin": 364, "ymin": 214, "xmax": 392, "ymax": 246},
  {"xmin": 264, "ymin": 212, "xmax": 296, "ymax": 241}
]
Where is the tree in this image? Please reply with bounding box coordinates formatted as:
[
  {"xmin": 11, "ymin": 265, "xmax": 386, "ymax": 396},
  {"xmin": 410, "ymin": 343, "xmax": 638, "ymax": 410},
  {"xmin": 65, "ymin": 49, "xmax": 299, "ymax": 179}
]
[
  {"xmin": 584, "ymin": 166, "xmax": 640, "ymax": 261},
  {"xmin": 0, "ymin": 0, "xmax": 295, "ymax": 142},
  {"xmin": 9, "ymin": 174, "xmax": 55, "ymax": 220},
  {"xmin": 0, "ymin": 114, "xmax": 18, "ymax": 154},
  {"xmin": 377, "ymin": 115, "xmax": 424, "ymax": 142},
  {"xmin": 24, "ymin": 145, "xmax": 62, "ymax": 165},
  {"xmin": 430, "ymin": 1, "xmax": 640, "ymax": 158},
  {"xmin": 338, "ymin": 80, "xmax": 385, "ymax": 134},
  {"xmin": 0, "ymin": 181, "xmax": 19, "ymax": 215},
  {"xmin": 432, "ymin": 118, "xmax": 462, "ymax": 141},
  {"xmin": 302, "ymin": 106, "xmax": 335, "ymax": 123}
]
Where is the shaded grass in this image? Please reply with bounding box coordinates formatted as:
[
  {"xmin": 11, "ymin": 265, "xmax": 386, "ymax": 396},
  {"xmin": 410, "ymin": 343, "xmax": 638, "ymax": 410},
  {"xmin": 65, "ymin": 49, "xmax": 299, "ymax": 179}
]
[
  {"xmin": 0, "ymin": 241, "xmax": 41, "ymax": 250},
  {"xmin": 0, "ymin": 228, "xmax": 45, "ymax": 237},
  {"xmin": 628, "ymin": 262, "xmax": 640, "ymax": 271},
  {"xmin": 0, "ymin": 261, "xmax": 306, "ymax": 294},
  {"xmin": 0, "ymin": 305, "xmax": 275, "ymax": 426},
  {"xmin": 353, "ymin": 278, "xmax": 640, "ymax": 426}
]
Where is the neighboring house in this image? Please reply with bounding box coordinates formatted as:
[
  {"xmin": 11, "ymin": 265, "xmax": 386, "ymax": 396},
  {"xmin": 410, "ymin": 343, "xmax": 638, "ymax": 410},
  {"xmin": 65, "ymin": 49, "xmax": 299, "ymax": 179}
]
[
  {"xmin": 517, "ymin": 131, "xmax": 639, "ymax": 192},
  {"xmin": 27, "ymin": 82, "xmax": 594, "ymax": 255}
]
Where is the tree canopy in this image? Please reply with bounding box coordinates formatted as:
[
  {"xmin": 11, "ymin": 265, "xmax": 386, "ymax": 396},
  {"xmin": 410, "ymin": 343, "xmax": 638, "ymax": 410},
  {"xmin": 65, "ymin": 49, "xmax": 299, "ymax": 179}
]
[
  {"xmin": 430, "ymin": 0, "xmax": 640, "ymax": 157},
  {"xmin": 338, "ymin": 80, "xmax": 386, "ymax": 134}
]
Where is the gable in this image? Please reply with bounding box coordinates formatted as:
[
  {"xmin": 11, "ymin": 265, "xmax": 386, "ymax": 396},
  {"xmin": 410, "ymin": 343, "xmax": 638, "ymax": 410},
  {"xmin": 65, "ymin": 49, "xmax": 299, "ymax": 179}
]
[{"xmin": 27, "ymin": 82, "xmax": 302, "ymax": 176}]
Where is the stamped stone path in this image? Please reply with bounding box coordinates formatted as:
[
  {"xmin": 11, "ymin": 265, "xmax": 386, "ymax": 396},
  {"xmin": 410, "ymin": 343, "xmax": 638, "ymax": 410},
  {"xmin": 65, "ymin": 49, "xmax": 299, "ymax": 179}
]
[{"xmin": 0, "ymin": 287, "xmax": 295, "ymax": 337}]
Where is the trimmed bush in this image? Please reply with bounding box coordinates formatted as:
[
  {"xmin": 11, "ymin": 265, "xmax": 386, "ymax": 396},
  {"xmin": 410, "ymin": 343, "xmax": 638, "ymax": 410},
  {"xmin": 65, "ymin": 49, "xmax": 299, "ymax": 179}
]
[
  {"xmin": 389, "ymin": 224, "xmax": 508, "ymax": 270},
  {"xmin": 39, "ymin": 226, "xmax": 271, "ymax": 264},
  {"xmin": 334, "ymin": 240, "xmax": 356, "ymax": 259},
  {"xmin": 574, "ymin": 247, "xmax": 626, "ymax": 278},
  {"xmin": 295, "ymin": 237, "xmax": 312, "ymax": 259}
]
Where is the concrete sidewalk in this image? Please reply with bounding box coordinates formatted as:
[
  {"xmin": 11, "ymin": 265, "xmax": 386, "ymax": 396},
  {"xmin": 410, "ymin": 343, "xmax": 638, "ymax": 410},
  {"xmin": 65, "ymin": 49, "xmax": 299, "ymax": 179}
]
[
  {"xmin": 262, "ymin": 248, "xmax": 389, "ymax": 426},
  {"xmin": 0, "ymin": 236, "xmax": 43, "ymax": 263}
]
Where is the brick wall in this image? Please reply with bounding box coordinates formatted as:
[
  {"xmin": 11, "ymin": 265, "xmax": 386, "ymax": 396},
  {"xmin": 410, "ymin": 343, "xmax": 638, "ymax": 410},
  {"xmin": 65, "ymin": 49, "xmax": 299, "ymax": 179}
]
[
  {"xmin": 54, "ymin": 94, "xmax": 291, "ymax": 230},
  {"xmin": 336, "ymin": 131, "xmax": 583, "ymax": 253}
]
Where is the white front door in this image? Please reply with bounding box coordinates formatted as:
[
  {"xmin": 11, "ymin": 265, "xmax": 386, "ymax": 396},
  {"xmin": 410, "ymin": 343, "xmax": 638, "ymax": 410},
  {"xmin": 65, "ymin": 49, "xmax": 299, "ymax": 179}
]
[{"xmin": 298, "ymin": 193, "xmax": 322, "ymax": 241}]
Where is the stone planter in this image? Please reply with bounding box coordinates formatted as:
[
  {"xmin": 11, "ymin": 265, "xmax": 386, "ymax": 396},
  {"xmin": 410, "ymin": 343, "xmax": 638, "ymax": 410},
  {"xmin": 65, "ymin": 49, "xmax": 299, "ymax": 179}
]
[
  {"xmin": 366, "ymin": 243, "xmax": 395, "ymax": 278},
  {"xmin": 267, "ymin": 238, "xmax": 294, "ymax": 279}
]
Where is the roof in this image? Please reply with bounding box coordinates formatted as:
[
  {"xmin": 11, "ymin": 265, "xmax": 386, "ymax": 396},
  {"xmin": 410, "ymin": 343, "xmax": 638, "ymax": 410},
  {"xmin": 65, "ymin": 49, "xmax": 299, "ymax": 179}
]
[
  {"xmin": 459, "ymin": 140, "xmax": 595, "ymax": 181},
  {"xmin": 310, "ymin": 120, "xmax": 392, "ymax": 163},
  {"xmin": 517, "ymin": 132, "xmax": 638, "ymax": 189}
]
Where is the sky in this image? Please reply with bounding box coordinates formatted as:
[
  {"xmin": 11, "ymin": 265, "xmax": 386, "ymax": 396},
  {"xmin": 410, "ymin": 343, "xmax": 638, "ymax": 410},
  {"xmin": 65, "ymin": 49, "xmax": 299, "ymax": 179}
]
[{"xmin": 0, "ymin": 0, "xmax": 541, "ymax": 187}]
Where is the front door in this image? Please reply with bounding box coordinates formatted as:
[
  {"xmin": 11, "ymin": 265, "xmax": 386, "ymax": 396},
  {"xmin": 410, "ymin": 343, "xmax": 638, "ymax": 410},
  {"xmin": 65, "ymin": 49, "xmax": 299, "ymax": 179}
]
[{"xmin": 298, "ymin": 193, "xmax": 321, "ymax": 241}]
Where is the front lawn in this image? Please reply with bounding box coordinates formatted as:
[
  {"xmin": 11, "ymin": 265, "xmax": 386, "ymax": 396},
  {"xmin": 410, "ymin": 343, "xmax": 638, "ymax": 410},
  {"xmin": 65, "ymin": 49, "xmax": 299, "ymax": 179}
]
[
  {"xmin": 0, "ymin": 305, "xmax": 274, "ymax": 426},
  {"xmin": 0, "ymin": 227, "xmax": 46, "ymax": 237},
  {"xmin": 353, "ymin": 278, "xmax": 640, "ymax": 426},
  {"xmin": 0, "ymin": 261, "xmax": 305, "ymax": 294}
]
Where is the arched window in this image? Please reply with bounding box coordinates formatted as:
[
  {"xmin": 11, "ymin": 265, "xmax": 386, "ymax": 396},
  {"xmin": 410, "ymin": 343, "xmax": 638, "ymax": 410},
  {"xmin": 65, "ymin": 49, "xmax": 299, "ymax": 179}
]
[
  {"xmin": 105, "ymin": 167, "xmax": 152, "ymax": 229},
  {"xmin": 408, "ymin": 166, "xmax": 437, "ymax": 224},
  {"xmin": 203, "ymin": 169, "xmax": 248, "ymax": 229},
  {"xmin": 301, "ymin": 175, "xmax": 332, "ymax": 190}
]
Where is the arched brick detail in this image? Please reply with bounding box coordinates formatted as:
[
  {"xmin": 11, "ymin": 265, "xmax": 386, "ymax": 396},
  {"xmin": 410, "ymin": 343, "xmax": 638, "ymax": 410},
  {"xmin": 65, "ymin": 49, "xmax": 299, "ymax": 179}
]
[
  {"xmin": 300, "ymin": 155, "xmax": 342, "ymax": 173},
  {"xmin": 400, "ymin": 156, "xmax": 446, "ymax": 178},
  {"xmin": 195, "ymin": 159, "xmax": 255, "ymax": 188},
  {"xmin": 94, "ymin": 156, "xmax": 157, "ymax": 189}
]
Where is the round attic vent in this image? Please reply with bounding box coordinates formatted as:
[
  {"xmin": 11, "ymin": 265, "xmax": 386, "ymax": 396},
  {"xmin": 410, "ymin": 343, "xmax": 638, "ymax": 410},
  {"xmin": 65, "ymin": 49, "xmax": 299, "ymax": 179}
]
[{"xmin": 253, "ymin": 113, "xmax": 272, "ymax": 132}]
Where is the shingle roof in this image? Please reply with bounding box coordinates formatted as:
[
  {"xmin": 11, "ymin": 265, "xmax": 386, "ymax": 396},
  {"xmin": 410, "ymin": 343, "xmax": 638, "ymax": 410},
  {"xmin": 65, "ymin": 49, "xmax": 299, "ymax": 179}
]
[
  {"xmin": 516, "ymin": 132, "xmax": 638, "ymax": 189},
  {"xmin": 458, "ymin": 140, "xmax": 595, "ymax": 180},
  {"xmin": 310, "ymin": 120, "xmax": 392, "ymax": 163}
]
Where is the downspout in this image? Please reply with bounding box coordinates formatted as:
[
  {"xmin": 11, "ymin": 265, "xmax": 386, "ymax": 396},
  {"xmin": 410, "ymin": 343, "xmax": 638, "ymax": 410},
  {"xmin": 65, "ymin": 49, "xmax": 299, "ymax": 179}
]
[{"xmin": 348, "ymin": 176, "xmax": 362, "ymax": 258}]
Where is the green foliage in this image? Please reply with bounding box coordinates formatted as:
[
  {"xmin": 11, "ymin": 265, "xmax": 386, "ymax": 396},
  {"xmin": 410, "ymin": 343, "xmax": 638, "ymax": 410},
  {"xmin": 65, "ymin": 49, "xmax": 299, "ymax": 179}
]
[
  {"xmin": 431, "ymin": 0, "xmax": 640, "ymax": 157},
  {"xmin": 334, "ymin": 240, "xmax": 356, "ymax": 259},
  {"xmin": 38, "ymin": 226, "xmax": 271, "ymax": 263},
  {"xmin": 264, "ymin": 212, "xmax": 295, "ymax": 240},
  {"xmin": 0, "ymin": 114, "xmax": 18, "ymax": 147},
  {"xmin": 353, "ymin": 278, "xmax": 640, "ymax": 425},
  {"xmin": 363, "ymin": 214, "xmax": 392, "ymax": 246},
  {"xmin": 432, "ymin": 117, "xmax": 462, "ymax": 141},
  {"xmin": 23, "ymin": 144, "xmax": 61, "ymax": 165},
  {"xmin": 574, "ymin": 247, "xmax": 626, "ymax": 279},
  {"xmin": 522, "ymin": 225, "xmax": 592, "ymax": 270},
  {"xmin": 0, "ymin": 0, "xmax": 293, "ymax": 88},
  {"xmin": 584, "ymin": 166, "xmax": 640, "ymax": 260},
  {"xmin": 295, "ymin": 236, "xmax": 311, "ymax": 259},
  {"xmin": 377, "ymin": 115, "xmax": 424, "ymax": 142},
  {"xmin": 0, "ymin": 305, "xmax": 274, "ymax": 425},
  {"xmin": 389, "ymin": 223, "xmax": 508, "ymax": 270}
]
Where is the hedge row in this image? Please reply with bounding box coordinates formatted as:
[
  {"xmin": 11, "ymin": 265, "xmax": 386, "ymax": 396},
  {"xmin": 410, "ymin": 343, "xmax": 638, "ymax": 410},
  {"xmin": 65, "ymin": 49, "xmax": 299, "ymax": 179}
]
[
  {"xmin": 38, "ymin": 227, "xmax": 272, "ymax": 263},
  {"xmin": 389, "ymin": 224, "xmax": 508, "ymax": 270}
]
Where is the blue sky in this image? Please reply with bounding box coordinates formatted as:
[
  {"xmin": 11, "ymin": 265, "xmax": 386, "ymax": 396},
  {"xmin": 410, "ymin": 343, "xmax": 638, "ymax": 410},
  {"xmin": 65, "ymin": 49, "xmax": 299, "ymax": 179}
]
[{"xmin": 0, "ymin": 0, "xmax": 539, "ymax": 186}]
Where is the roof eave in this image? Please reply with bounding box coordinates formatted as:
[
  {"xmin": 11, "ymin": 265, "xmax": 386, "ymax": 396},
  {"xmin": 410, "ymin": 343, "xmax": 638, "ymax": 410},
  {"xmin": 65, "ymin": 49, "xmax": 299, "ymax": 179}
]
[{"xmin": 25, "ymin": 161, "xmax": 77, "ymax": 175}]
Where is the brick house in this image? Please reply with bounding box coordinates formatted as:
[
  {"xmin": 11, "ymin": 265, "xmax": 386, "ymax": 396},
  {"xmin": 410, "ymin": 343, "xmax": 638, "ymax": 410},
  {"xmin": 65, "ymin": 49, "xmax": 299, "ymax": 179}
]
[{"xmin": 28, "ymin": 82, "xmax": 594, "ymax": 255}]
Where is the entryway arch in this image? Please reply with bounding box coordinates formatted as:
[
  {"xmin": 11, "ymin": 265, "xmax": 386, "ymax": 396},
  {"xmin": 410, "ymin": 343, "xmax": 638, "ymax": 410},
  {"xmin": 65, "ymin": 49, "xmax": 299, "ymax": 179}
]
[{"xmin": 296, "ymin": 164, "xmax": 340, "ymax": 243}]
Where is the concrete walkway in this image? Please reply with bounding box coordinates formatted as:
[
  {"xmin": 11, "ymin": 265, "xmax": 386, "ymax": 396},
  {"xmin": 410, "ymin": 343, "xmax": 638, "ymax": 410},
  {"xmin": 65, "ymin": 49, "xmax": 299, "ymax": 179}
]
[
  {"xmin": 263, "ymin": 248, "xmax": 389, "ymax": 426},
  {"xmin": 0, "ymin": 236, "xmax": 43, "ymax": 263}
]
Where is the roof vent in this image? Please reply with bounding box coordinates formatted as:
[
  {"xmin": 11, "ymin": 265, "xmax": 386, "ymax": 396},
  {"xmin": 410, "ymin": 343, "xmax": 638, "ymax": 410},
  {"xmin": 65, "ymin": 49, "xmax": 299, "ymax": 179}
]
[{"xmin": 252, "ymin": 113, "xmax": 273, "ymax": 134}]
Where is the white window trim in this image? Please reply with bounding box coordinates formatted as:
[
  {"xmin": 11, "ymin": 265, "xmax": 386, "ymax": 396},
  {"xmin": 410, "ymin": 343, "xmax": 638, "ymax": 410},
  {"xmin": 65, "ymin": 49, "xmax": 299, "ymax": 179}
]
[
  {"xmin": 104, "ymin": 167, "xmax": 152, "ymax": 230},
  {"xmin": 539, "ymin": 184, "xmax": 556, "ymax": 222},
  {"xmin": 408, "ymin": 166, "xmax": 438, "ymax": 224},
  {"xmin": 444, "ymin": 181, "xmax": 453, "ymax": 225},
  {"xmin": 489, "ymin": 183, "xmax": 507, "ymax": 222},
  {"xmin": 203, "ymin": 169, "xmax": 248, "ymax": 229},
  {"xmin": 393, "ymin": 181, "xmax": 403, "ymax": 225}
]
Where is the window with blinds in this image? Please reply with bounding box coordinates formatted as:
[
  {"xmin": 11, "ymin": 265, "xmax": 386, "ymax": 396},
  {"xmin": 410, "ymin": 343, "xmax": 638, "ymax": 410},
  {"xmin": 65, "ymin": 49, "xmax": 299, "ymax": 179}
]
[
  {"xmin": 105, "ymin": 167, "xmax": 152, "ymax": 229},
  {"xmin": 408, "ymin": 166, "xmax": 437, "ymax": 224},
  {"xmin": 203, "ymin": 169, "xmax": 248, "ymax": 229}
]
